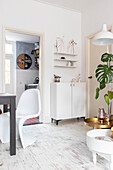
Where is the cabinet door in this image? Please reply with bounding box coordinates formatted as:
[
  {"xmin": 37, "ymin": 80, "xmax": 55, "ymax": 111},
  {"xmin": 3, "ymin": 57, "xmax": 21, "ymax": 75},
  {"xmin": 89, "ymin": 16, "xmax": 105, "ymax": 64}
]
[
  {"xmin": 56, "ymin": 83, "xmax": 72, "ymax": 119},
  {"xmin": 72, "ymin": 83, "xmax": 86, "ymax": 117}
]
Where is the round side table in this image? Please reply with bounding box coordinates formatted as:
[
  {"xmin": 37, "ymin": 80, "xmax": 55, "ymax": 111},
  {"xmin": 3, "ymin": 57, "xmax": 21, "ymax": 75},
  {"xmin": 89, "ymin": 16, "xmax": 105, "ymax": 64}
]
[
  {"xmin": 84, "ymin": 117, "xmax": 113, "ymax": 129},
  {"xmin": 87, "ymin": 129, "xmax": 113, "ymax": 170}
]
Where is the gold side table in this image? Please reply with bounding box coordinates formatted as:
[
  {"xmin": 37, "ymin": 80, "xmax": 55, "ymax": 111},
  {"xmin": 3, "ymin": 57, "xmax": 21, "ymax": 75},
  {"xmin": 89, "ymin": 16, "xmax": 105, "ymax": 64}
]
[{"xmin": 84, "ymin": 117, "xmax": 113, "ymax": 129}]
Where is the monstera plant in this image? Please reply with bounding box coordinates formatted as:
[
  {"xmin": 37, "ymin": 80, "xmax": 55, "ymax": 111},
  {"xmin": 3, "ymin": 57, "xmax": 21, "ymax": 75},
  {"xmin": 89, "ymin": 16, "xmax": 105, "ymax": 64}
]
[{"xmin": 95, "ymin": 53, "xmax": 113, "ymax": 114}]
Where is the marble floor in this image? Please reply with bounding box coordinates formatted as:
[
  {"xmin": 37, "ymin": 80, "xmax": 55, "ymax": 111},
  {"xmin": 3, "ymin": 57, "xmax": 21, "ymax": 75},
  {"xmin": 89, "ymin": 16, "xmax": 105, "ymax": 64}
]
[{"xmin": 0, "ymin": 119, "xmax": 109, "ymax": 170}]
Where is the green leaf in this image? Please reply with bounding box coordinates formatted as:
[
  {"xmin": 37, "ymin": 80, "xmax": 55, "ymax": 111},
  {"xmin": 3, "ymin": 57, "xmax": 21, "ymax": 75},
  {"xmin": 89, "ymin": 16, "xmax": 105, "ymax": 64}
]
[
  {"xmin": 108, "ymin": 91, "xmax": 113, "ymax": 100},
  {"xmin": 95, "ymin": 88, "xmax": 100, "ymax": 99},
  {"xmin": 95, "ymin": 71, "xmax": 104, "ymax": 78},
  {"xmin": 104, "ymin": 94, "xmax": 109, "ymax": 106},
  {"xmin": 100, "ymin": 82, "xmax": 106, "ymax": 89},
  {"xmin": 110, "ymin": 66, "xmax": 113, "ymax": 70},
  {"xmin": 101, "ymin": 53, "xmax": 113, "ymax": 62},
  {"xmin": 95, "ymin": 63, "xmax": 113, "ymax": 91}
]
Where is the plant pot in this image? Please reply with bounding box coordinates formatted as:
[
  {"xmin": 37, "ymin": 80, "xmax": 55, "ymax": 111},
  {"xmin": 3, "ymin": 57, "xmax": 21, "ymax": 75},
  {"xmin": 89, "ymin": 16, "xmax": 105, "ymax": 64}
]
[{"xmin": 54, "ymin": 77, "xmax": 61, "ymax": 82}]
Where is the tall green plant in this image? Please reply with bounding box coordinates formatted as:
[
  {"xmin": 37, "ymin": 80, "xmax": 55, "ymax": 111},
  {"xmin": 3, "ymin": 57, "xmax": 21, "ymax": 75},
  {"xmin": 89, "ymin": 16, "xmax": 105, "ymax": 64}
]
[{"xmin": 95, "ymin": 53, "xmax": 113, "ymax": 100}]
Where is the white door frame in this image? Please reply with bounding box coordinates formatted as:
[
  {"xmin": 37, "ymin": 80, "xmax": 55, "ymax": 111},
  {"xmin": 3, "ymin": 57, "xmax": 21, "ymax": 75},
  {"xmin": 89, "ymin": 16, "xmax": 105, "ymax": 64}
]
[
  {"xmin": 86, "ymin": 26, "xmax": 112, "ymax": 117},
  {"xmin": 2, "ymin": 26, "xmax": 45, "ymax": 121}
]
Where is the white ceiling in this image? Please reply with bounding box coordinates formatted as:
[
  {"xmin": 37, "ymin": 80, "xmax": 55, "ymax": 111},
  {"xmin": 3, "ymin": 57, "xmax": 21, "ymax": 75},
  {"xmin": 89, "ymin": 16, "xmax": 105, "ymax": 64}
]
[
  {"xmin": 6, "ymin": 31, "xmax": 40, "ymax": 43},
  {"xmin": 33, "ymin": 0, "xmax": 95, "ymax": 12}
]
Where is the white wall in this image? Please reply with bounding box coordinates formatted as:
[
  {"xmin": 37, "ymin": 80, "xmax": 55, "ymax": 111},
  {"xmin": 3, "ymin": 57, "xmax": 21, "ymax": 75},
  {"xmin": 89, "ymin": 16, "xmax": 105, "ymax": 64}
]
[
  {"xmin": 0, "ymin": 0, "xmax": 81, "ymax": 122},
  {"xmin": 81, "ymin": 0, "xmax": 113, "ymax": 81},
  {"xmin": 35, "ymin": 0, "xmax": 113, "ymax": 81},
  {"xmin": 16, "ymin": 70, "xmax": 39, "ymax": 104}
]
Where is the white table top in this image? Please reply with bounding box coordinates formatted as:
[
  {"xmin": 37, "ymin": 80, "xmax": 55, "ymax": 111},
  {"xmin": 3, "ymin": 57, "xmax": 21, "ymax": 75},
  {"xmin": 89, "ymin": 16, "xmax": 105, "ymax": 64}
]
[{"xmin": 87, "ymin": 129, "xmax": 113, "ymax": 154}]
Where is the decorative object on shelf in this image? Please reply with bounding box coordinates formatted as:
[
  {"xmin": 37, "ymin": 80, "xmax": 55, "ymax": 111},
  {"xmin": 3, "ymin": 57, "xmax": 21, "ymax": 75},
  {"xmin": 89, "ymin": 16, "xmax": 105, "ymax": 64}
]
[
  {"xmin": 54, "ymin": 39, "xmax": 59, "ymax": 52},
  {"xmin": 31, "ymin": 42, "xmax": 40, "ymax": 54},
  {"xmin": 54, "ymin": 74, "xmax": 61, "ymax": 82},
  {"xmin": 71, "ymin": 78, "xmax": 76, "ymax": 84},
  {"xmin": 76, "ymin": 73, "xmax": 81, "ymax": 82},
  {"xmin": 67, "ymin": 40, "xmax": 77, "ymax": 54},
  {"xmin": 35, "ymin": 48, "xmax": 39, "ymax": 68},
  {"xmin": 92, "ymin": 24, "xmax": 113, "ymax": 119},
  {"xmin": 34, "ymin": 42, "xmax": 39, "ymax": 50},
  {"xmin": 66, "ymin": 61, "xmax": 73, "ymax": 67},
  {"xmin": 36, "ymin": 48, "xmax": 39, "ymax": 55},
  {"xmin": 17, "ymin": 53, "xmax": 32, "ymax": 69},
  {"xmin": 31, "ymin": 42, "xmax": 40, "ymax": 69},
  {"xmin": 55, "ymin": 36, "xmax": 65, "ymax": 52},
  {"xmin": 34, "ymin": 77, "xmax": 39, "ymax": 84}
]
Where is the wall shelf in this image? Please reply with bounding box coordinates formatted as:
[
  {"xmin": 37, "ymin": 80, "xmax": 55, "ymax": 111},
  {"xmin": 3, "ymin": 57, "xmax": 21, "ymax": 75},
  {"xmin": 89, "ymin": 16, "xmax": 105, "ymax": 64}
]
[
  {"xmin": 54, "ymin": 52, "xmax": 77, "ymax": 68},
  {"xmin": 54, "ymin": 59, "xmax": 77, "ymax": 62},
  {"xmin": 54, "ymin": 65, "xmax": 76, "ymax": 68},
  {"xmin": 54, "ymin": 52, "xmax": 77, "ymax": 56}
]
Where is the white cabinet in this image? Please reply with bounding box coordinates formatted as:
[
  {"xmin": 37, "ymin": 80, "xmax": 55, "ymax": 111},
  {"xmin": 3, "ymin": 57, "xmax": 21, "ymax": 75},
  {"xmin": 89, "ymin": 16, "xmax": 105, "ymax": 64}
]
[{"xmin": 50, "ymin": 82, "xmax": 86, "ymax": 125}]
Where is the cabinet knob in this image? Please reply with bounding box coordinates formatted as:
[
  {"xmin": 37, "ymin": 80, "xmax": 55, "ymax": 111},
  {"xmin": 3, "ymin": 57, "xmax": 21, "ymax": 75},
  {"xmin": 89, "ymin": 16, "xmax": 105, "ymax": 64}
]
[
  {"xmin": 73, "ymin": 84, "xmax": 75, "ymax": 86},
  {"xmin": 70, "ymin": 84, "xmax": 72, "ymax": 86}
]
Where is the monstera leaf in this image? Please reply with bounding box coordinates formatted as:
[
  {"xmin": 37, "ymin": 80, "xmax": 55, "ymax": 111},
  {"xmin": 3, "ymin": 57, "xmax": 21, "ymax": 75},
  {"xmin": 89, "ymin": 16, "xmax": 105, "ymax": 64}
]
[
  {"xmin": 95, "ymin": 64, "xmax": 113, "ymax": 90},
  {"xmin": 101, "ymin": 53, "xmax": 113, "ymax": 62}
]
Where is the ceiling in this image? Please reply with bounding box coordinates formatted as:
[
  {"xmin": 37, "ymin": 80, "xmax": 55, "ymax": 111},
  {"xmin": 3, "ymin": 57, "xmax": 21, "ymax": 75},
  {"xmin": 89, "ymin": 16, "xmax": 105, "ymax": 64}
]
[
  {"xmin": 6, "ymin": 31, "xmax": 40, "ymax": 43},
  {"xmin": 33, "ymin": 0, "xmax": 96, "ymax": 12}
]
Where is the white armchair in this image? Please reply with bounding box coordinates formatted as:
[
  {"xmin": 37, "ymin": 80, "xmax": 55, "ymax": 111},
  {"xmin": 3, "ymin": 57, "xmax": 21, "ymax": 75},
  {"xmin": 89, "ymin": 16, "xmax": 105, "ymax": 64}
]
[{"xmin": 0, "ymin": 89, "xmax": 41, "ymax": 148}]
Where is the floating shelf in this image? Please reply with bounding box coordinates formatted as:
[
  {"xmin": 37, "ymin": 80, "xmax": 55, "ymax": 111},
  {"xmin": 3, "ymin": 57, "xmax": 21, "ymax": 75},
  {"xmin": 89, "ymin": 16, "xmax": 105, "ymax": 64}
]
[
  {"xmin": 54, "ymin": 65, "xmax": 76, "ymax": 68},
  {"xmin": 54, "ymin": 52, "xmax": 77, "ymax": 56},
  {"xmin": 54, "ymin": 59, "xmax": 77, "ymax": 62}
]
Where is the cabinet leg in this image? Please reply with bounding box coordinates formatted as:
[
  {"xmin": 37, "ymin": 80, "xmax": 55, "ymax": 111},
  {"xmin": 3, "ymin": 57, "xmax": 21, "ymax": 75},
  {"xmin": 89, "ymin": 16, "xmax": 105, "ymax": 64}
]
[
  {"xmin": 81, "ymin": 117, "xmax": 85, "ymax": 120},
  {"xmin": 51, "ymin": 118, "xmax": 53, "ymax": 123},
  {"xmin": 56, "ymin": 120, "xmax": 61, "ymax": 125},
  {"xmin": 77, "ymin": 117, "xmax": 79, "ymax": 121},
  {"xmin": 56, "ymin": 120, "xmax": 59, "ymax": 125}
]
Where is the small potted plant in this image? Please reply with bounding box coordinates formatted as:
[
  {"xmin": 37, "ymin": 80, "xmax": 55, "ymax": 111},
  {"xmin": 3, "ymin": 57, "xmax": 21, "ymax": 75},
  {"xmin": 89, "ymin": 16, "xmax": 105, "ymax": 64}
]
[{"xmin": 54, "ymin": 75, "xmax": 61, "ymax": 82}]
